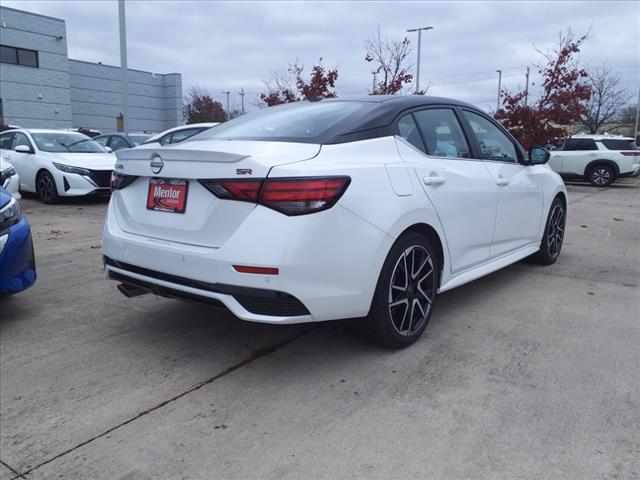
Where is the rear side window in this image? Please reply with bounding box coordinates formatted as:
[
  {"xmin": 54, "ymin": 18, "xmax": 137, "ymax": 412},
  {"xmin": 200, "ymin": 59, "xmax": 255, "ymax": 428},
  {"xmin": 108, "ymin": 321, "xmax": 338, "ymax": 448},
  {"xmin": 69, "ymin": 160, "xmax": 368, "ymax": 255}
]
[
  {"xmin": 414, "ymin": 109, "xmax": 471, "ymax": 158},
  {"xmin": 94, "ymin": 136, "xmax": 108, "ymax": 146},
  {"xmin": 600, "ymin": 139, "xmax": 638, "ymax": 150},
  {"xmin": 109, "ymin": 136, "xmax": 129, "ymax": 151},
  {"xmin": 169, "ymin": 128, "xmax": 202, "ymax": 144},
  {"xmin": 563, "ymin": 138, "xmax": 598, "ymax": 151},
  {"xmin": 397, "ymin": 114, "xmax": 425, "ymax": 152},
  {"xmin": 0, "ymin": 133, "xmax": 12, "ymax": 150},
  {"xmin": 464, "ymin": 111, "xmax": 518, "ymax": 162}
]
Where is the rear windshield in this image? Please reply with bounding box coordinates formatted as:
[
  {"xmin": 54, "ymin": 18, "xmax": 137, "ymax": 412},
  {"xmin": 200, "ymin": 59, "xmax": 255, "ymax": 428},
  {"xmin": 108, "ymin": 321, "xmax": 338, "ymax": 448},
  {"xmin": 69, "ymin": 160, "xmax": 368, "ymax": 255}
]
[
  {"xmin": 128, "ymin": 134, "xmax": 151, "ymax": 145},
  {"xmin": 193, "ymin": 101, "xmax": 372, "ymax": 144},
  {"xmin": 600, "ymin": 139, "xmax": 638, "ymax": 150}
]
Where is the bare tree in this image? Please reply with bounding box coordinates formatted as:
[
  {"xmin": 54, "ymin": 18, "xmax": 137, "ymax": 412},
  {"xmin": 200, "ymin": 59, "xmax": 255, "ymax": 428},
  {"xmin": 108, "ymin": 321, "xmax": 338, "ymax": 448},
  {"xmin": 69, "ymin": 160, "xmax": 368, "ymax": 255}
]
[
  {"xmin": 365, "ymin": 28, "xmax": 414, "ymax": 95},
  {"xmin": 580, "ymin": 65, "xmax": 632, "ymax": 133}
]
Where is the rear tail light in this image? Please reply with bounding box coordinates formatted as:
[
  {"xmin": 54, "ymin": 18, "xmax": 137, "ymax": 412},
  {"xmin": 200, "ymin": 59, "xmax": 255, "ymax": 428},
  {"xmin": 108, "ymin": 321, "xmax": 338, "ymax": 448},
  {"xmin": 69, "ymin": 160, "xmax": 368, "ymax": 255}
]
[
  {"xmin": 110, "ymin": 171, "xmax": 138, "ymax": 190},
  {"xmin": 199, "ymin": 176, "xmax": 350, "ymax": 216},
  {"xmin": 620, "ymin": 151, "xmax": 640, "ymax": 157}
]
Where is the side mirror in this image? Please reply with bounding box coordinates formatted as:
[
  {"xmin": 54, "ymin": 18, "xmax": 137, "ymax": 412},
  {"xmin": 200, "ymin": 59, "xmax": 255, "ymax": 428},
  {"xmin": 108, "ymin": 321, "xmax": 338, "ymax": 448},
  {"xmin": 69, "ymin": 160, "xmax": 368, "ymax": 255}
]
[
  {"xmin": 528, "ymin": 146, "xmax": 550, "ymax": 165},
  {"xmin": 14, "ymin": 145, "xmax": 32, "ymax": 154},
  {"xmin": 105, "ymin": 146, "xmax": 113, "ymax": 153}
]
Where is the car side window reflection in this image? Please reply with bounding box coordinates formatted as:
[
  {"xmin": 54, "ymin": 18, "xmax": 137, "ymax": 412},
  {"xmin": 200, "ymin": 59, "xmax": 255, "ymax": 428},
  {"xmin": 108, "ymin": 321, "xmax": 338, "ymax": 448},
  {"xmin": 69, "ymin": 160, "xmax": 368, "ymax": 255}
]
[
  {"xmin": 463, "ymin": 111, "xmax": 518, "ymax": 162},
  {"xmin": 11, "ymin": 132, "xmax": 32, "ymax": 151},
  {"xmin": 397, "ymin": 114, "xmax": 426, "ymax": 152},
  {"xmin": 413, "ymin": 109, "xmax": 470, "ymax": 158},
  {"xmin": 109, "ymin": 136, "xmax": 129, "ymax": 151}
]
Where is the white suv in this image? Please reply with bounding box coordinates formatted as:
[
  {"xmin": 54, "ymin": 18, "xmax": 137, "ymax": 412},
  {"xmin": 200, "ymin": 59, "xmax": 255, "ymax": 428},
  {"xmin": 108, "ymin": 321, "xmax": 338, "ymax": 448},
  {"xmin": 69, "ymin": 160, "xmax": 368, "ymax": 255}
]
[{"xmin": 549, "ymin": 135, "xmax": 640, "ymax": 187}]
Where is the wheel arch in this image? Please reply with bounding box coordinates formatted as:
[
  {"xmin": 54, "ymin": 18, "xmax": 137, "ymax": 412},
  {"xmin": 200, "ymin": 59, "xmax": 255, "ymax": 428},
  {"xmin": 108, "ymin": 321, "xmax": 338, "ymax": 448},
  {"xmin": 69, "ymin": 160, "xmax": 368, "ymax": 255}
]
[
  {"xmin": 585, "ymin": 159, "xmax": 619, "ymax": 179},
  {"xmin": 395, "ymin": 222, "xmax": 445, "ymax": 288}
]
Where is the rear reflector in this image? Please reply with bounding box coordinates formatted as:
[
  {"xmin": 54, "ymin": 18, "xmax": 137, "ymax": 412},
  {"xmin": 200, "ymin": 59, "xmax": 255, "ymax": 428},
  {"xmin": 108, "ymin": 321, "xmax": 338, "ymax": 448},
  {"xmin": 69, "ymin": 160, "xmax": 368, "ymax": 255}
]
[
  {"xmin": 620, "ymin": 151, "xmax": 640, "ymax": 156},
  {"xmin": 233, "ymin": 265, "xmax": 279, "ymax": 275},
  {"xmin": 199, "ymin": 176, "xmax": 350, "ymax": 215}
]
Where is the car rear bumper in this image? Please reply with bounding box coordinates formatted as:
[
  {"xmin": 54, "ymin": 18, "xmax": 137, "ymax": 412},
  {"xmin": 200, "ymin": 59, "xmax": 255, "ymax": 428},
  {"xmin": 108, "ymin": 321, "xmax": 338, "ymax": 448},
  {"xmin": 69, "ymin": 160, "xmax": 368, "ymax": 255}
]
[
  {"xmin": 619, "ymin": 164, "xmax": 640, "ymax": 178},
  {"xmin": 0, "ymin": 217, "xmax": 36, "ymax": 294},
  {"xmin": 102, "ymin": 199, "xmax": 392, "ymax": 324}
]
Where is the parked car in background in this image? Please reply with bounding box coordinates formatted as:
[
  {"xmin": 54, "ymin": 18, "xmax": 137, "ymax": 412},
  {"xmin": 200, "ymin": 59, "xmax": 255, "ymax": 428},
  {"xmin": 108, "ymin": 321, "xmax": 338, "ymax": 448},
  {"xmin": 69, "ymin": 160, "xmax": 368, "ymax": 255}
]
[
  {"xmin": 104, "ymin": 96, "xmax": 567, "ymax": 348},
  {"xmin": 94, "ymin": 133, "xmax": 153, "ymax": 151},
  {"xmin": 66, "ymin": 127, "xmax": 102, "ymax": 138},
  {"xmin": 141, "ymin": 123, "xmax": 219, "ymax": 146},
  {"xmin": 549, "ymin": 134, "xmax": 640, "ymax": 187},
  {"xmin": 0, "ymin": 187, "xmax": 36, "ymax": 294},
  {"xmin": 0, "ymin": 129, "xmax": 115, "ymax": 203},
  {"xmin": 0, "ymin": 157, "xmax": 20, "ymax": 199}
]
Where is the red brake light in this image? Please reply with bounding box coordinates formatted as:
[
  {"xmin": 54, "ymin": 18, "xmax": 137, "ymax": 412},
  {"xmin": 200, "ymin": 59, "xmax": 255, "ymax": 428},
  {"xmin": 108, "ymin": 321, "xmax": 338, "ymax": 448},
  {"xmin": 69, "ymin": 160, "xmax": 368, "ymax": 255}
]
[
  {"xmin": 260, "ymin": 177, "xmax": 351, "ymax": 215},
  {"xmin": 199, "ymin": 176, "xmax": 350, "ymax": 215},
  {"xmin": 199, "ymin": 179, "xmax": 263, "ymax": 202}
]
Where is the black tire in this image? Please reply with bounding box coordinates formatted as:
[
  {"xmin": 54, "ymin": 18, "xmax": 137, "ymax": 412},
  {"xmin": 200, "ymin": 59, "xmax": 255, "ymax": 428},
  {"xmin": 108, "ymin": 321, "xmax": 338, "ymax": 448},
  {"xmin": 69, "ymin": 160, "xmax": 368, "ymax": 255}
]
[
  {"xmin": 36, "ymin": 170, "xmax": 60, "ymax": 204},
  {"xmin": 529, "ymin": 197, "xmax": 566, "ymax": 265},
  {"xmin": 366, "ymin": 232, "xmax": 439, "ymax": 348},
  {"xmin": 588, "ymin": 164, "xmax": 615, "ymax": 187}
]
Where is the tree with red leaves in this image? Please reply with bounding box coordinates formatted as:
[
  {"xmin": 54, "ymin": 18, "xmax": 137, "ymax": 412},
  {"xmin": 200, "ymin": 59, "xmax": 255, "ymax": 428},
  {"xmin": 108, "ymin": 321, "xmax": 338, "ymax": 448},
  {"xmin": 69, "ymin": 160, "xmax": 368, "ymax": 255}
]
[
  {"xmin": 184, "ymin": 86, "xmax": 228, "ymax": 123},
  {"xmin": 260, "ymin": 59, "xmax": 338, "ymax": 107},
  {"xmin": 365, "ymin": 29, "xmax": 413, "ymax": 95},
  {"xmin": 495, "ymin": 30, "xmax": 591, "ymax": 149}
]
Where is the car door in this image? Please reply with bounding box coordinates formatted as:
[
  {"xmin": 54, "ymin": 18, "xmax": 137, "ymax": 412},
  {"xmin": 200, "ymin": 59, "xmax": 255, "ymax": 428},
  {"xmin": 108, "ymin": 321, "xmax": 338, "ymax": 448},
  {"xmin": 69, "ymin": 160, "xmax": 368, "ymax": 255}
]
[
  {"xmin": 8, "ymin": 132, "xmax": 37, "ymax": 191},
  {"xmin": 555, "ymin": 138, "xmax": 598, "ymax": 175},
  {"xmin": 396, "ymin": 108, "xmax": 497, "ymax": 273},
  {"xmin": 461, "ymin": 110, "xmax": 544, "ymax": 257}
]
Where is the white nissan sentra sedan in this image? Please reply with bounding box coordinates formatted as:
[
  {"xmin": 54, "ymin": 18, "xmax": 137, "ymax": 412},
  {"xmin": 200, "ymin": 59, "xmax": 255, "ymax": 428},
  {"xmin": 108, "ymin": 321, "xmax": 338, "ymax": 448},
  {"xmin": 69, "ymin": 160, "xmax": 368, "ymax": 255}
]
[
  {"xmin": 0, "ymin": 129, "xmax": 115, "ymax": 203},
  {"xmin": 103, "ymin": 96, "xmax": 567, "ymax": 347}
]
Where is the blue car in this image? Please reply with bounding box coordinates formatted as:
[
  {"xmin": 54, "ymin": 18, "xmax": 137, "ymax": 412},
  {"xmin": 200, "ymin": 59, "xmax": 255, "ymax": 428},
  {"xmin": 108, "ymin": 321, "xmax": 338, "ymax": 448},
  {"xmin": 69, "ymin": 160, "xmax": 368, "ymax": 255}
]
[{"xmin": 0, "ymin": 187, "xmax": 36, "ymax": 294}]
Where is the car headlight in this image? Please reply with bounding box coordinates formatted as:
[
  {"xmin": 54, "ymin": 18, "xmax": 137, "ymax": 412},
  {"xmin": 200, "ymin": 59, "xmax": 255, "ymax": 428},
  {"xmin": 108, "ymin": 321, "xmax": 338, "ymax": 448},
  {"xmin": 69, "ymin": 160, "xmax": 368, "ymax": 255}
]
[
  {"xmin": 0, "ymin": 197, "xmax": 21, "ymax": 232},
  {"xmin": 1, "ymin": 166, "xmax": 16, "ymax": 184},
  {"xmin": 52, "ymin": 162, "xmax": 90, "ymax": 176}
]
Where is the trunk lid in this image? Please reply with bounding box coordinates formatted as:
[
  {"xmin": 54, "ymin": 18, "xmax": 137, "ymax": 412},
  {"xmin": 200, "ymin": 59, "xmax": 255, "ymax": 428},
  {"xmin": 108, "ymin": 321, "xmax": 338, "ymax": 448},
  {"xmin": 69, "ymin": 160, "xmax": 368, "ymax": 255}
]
[{"xmin": 111, "ymin": 140, "xmax": 320, "ymax": 248}]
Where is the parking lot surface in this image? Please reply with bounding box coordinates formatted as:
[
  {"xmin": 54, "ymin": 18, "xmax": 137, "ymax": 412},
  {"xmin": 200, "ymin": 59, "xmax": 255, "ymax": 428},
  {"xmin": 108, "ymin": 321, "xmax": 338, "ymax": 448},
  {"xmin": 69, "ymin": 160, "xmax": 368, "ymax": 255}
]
[{"xmin": 1, "ymin": 180, "xmax": 639, "ymax": 480}]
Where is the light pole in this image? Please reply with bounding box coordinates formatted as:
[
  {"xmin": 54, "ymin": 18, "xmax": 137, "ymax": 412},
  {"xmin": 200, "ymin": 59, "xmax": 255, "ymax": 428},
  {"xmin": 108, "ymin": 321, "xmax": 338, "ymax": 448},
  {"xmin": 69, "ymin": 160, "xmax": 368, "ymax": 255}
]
[
  {"xmin": 496, "ymin": 69, "xmax": 502, "ymax": 112},
  {"xmin": 222, "ymin": 91, "xmax": 230, "ymax": 117},
  {"xmin": 406, "ymin": 26, "xmax": 433, "ymax": 94},
  {"xmin": 118, "ymin": 0, "xmax": 128, "ymax": 131}
]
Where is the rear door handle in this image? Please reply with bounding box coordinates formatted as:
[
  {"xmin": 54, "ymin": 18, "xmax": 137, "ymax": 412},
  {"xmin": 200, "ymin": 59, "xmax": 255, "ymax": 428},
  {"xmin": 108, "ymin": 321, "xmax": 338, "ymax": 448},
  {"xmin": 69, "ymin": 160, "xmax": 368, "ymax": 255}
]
[
  {"xmin": 496, "ymin": 176, "xmax": 510, "ymax": 186},
  {"xmin": 423, "ymin": 175, "xmax": 446, "ymax": 186}
]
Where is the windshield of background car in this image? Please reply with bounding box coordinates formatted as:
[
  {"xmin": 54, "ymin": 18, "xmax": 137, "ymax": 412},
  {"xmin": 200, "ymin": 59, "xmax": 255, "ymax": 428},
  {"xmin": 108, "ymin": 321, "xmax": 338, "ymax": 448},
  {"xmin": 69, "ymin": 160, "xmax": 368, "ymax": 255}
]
[
  {"xmin": 194, "ymin": 101, "xmax": 373, "ymax": 143},
  {"xmin": 31, "ymin": 132, "xmax": 108, "ymax": 153},
  {"xmin": 600, "ymin": 139, "xmax": 638, "ymax": 150},
  {"xmin": 128, "ymin": 134, "xmax": 151, "ymax": 145}
]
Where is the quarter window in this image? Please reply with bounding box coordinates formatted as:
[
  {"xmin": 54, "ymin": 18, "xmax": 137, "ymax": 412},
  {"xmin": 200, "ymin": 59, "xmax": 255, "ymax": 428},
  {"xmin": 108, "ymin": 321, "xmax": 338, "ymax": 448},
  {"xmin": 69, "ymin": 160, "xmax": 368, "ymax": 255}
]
[
  {"xmin": 397, "ymin": 114, "xmax": 426, "ymax": 152},
  {"xmin": 413, "ymin": 109, "xmax": 470, "ymax": 158},
  {"xmin": 0, "ymin": 45, "xmax": 38, "ymax": 68},
  {"xmin": 464, "ymin": 111, "xmax": 518, "ymax": 162}
]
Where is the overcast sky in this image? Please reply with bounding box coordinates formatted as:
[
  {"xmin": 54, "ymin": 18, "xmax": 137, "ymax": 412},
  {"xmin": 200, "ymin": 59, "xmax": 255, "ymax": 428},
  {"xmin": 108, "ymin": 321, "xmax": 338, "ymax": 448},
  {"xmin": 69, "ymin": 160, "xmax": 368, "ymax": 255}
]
[{"xmin": 4, "ymin": 0, "xmax": 639, "ymax": 113}]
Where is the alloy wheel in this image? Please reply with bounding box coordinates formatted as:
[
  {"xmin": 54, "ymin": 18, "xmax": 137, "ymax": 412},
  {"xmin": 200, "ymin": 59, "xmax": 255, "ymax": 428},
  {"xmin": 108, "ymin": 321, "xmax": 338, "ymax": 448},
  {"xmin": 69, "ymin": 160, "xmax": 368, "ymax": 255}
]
[
  {"xmin": 388, "ymin": 245, "xmax": 435, "ymax": 336},
  {"xmin": 38, "ymin": 174, "xmax": 55, "ymax": 201},
  {"xmin": 591, "ymin": 168, "xmax": 612, "ymax": 186},
  {"xmin": 547, "ymin": 204, "xmax": 565, "ymax": 258}
]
